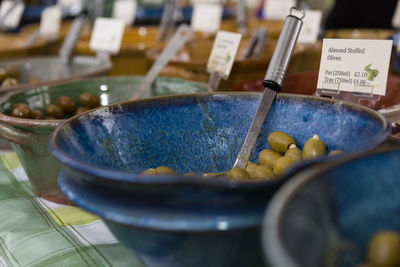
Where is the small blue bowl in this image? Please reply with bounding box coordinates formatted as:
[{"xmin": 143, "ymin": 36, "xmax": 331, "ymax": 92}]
[
  {"xmin": 263, "ymin": 145, "xmax": 400, "ymax": 267},
  {"xmin": 49, "ymin": 93, "xmax": 390, "ymax": 267}
]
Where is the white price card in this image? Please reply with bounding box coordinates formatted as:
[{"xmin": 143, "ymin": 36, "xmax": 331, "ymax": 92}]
[
  {"xmin": 317, "ymin": 39, "xmax": 393, "ymax": 96},
  {"xmin": 191, "ymin": 3, "xmax": 223, "ymax": 34},
  {"xmin": 298, "ymin": 10, "xmax": 322, "ymax": 44},
  {"xmin": 0, "ymin": 1, "xmax": 25, "ymax": 29},
  {"xmin": 112, "ymin": 0, "xmax": 137, "ymax": 25},
  {"xmin": 207, "ymin": 31, "xmax": 242, "ymax": 77},
  {"xmin": 39, "ymin": 5, "xmax": 62, "ymax": 38},
  {"xmin": 263, "ymin": 0, "xmax": 295, "ymax": 20},
  {"xmin": 392, "ymin": 0, "xmax": 400, "ymax": 28},
  {"xmin": 90, "ymin": 18, "xmax": 125, "ymax": 54}
]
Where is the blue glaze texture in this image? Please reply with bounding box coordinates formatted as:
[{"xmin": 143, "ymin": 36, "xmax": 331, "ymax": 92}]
[{"xmin": 50, "ymin": 93, "xmax": 390, "ymax": 267}]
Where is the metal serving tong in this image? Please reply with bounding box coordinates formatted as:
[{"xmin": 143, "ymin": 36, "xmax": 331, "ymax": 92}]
[
  {"xmin": 233, "ymin": 7, "xmax": 305, "ymax": 169},
  {"xmin": 244, "ymin": 27, "xmax": 268, "ymax": 60},
  {"xmin": 157, "ymin": 0, "xmax": 179, "ymax": 42}
]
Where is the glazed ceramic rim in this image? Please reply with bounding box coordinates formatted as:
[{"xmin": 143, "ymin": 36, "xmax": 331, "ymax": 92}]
[
  {"xmin": 0, "ymin": 55, "xmax": 113, "ymax": 94},
  {"xmin": 262, "ymin": 145, "xmax": 400, "ymax": 267},
  {"xmin": 0, "ymin": 75, "xmax": 210, "ymax": 129},
  {"xmin": 49, "ymin": 92, "xmax": 391, "ymax": 189}
]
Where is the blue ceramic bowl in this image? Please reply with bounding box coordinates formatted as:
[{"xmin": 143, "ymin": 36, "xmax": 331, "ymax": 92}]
[
  {"xmin": 263, "ymin": 145, "xmax": 400, "ymax": 267},
  {"xmin": 49, "ymin": 93, "xmax": 390, "ymax": 267}
]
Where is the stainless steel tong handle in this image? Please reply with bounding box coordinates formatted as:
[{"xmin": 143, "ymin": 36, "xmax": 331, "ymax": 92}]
[
  {"xmin": 233, "ymin": 7, "xmax": 305, "ymax": 170},
  {"xmin": 263, "ymin": 7, "xmax": 305, "ymax": 89}
]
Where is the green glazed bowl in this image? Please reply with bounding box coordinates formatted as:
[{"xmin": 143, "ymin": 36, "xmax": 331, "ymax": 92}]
[{"xmin": 0, "ymin": 76, "xmax": 209, "ymax": 204}]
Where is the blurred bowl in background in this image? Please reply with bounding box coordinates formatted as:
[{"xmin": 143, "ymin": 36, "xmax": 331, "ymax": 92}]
[
  {"xmin": 263, "ymin": 145, "xmax": 400, "ymax": 267},
  {"xmin": 0, "ymin": 55, "xmax": 112, "ymax": 93}
]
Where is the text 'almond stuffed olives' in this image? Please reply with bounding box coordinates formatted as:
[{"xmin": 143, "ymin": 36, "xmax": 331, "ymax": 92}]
[{"xmin": 138, "ymin": 131, "xmax": 337, "ymax": 182}]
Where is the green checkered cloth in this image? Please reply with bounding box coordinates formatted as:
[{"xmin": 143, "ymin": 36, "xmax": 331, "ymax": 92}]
[{"xmin": 0, "ymin": 152, "xmax": 145, "ymax": 267}]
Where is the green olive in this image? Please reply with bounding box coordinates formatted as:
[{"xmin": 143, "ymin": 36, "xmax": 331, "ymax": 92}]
[
  {"xmin": 226, "ymin": 167, "xmax": 249, "ymax": 181},
  {"xmin": 284, "ymin": 144, "xmax": 302, "ymax": 161},
  {"xmin": 328, "ymin": 150, "xmax": 343, "ymax": 156},
  {"xmin": 80, "ymin": 92, "xmax": 100, "ymax": 109},
  {"xmin": 245, "ymin": 162, "xmax": 258, "ymax": 173},
  {"xmin": 247, "ymin": 164, "xmax": 275, "ymax": 180},
  {"xmin": 367, "ymin": 231, "xmax": 400, "ymax": 267},
  {"xmin": 273, "ymin": 156, "xmax": 296, "ymax": 175},
  {"xmin": 258, "ymin": 149, "xmax": 281, "ymax": 169},
  {"xmin": 57, "ymin": 95, "xmax": 77, "ymax": 113},
  {"xmin": 75, "ymin": 106, "xmax": 90, "ymax": 115},
  {"xmin": 45, "ymin": 104, "xmax": 64, "ymax": 119},
  {"xmin": 268, "ymin": 131, "xmax": 296, "ymax": 154},
  {"xmin": 302, "ymin": 135, "xmax": 326, "ymax": 159},
  {"xmin": 11, "ymin": 103, "xmax": 34, "ymax": 118},
  {"xmin": 32, "ymin": 109, "xmax": 44, "ymax": 119},
  {"xmin": 141, "ymin": 168, "xmax": 157, "ymax": 175},
  {"xmin": 1, "ymin": 77, "xmax": 18, "ymax": 88},
  {"xmin": 155, "ymin": 166, "xmax": 176, "ymax": 175}
]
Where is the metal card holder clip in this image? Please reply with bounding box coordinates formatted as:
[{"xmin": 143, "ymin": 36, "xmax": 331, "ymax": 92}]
[
  {"xmin": 316, "ymin": 82, "xmax": 340, "ymax": 97},
  {"xmin": 316, "ymin": 82, "xmax": 381, "ymax": 104}
]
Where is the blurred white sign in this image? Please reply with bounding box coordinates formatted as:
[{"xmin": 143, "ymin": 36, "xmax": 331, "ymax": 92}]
[
  {"xmin": 207, "ymin": 31, "xmax": 242, "ymax": 77},
  {"xmin": 263, "ymin": 0, "xmax": 295, "ymax": 20},
  {"xmin": 0, "ymin": 1, "xmax": 25, "ymax": 29},
  {"xmin": 39, "ymin": 5, "xmax": 62, "ymax": 38},
  {"xmin": 191, "ymin": 3, "xmax": 223, "ymax": 34},
  {"xmin": 90, "ymin": 18, "xmax": 125, "ymax": 54},
  {"xmin": 112, "ymin": 0, "xmax": 137, "ymax": 25},
  {"xmin": 298, "ymin": 10, "xmax": 322, "ymax": 44}
]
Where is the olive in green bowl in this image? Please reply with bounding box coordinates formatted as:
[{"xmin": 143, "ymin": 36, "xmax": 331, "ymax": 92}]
[{"xmin": 0, "ymin": 76, "xmax": 209, "ymax": 204}]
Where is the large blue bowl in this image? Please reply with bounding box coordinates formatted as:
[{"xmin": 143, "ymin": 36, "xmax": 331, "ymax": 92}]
[
  {"xmin": 263, "ymin": 145, "xmax": 400, "ymax": 267},
  {"xmin": 49, "ymin": 92, "xmax": 390, "ymax": 267}
]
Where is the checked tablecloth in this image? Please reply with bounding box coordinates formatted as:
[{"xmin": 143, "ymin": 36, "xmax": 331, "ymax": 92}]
[{"xmin": 0, "ymin": 152, "xmax": 145, "ymax": 267}]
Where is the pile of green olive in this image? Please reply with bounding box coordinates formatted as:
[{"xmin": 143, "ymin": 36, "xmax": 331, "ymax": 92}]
[
  {"xmin": 140, "ymin": 131, "xmax": 342, "ymax": 182},
  {"xmin": 357, "ymin": 230, "xmax": 400, "ymax": 267},
  {"xmin": 10, "ymin": 93, "xmax": 100, "ymax": 119},
  {"xmin": 0, "ymin": 65, "xmax": 19, "ymax": 88}
]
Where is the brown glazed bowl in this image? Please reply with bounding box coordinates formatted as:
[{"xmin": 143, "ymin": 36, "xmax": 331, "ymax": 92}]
[
  {"xmin": 219, "ymin": 18, "xmax": 284, "ymax": 39},
  {"xmin": 146, "ymin": 37, "xmax": 306, "ymax": 91},
  {"xmin": 0, "ymin": 24, "xmax": 49, "ymax": 60},
  {"xmin": 75, "ymin": 26, "xmax": 164, "ymax": 75}
]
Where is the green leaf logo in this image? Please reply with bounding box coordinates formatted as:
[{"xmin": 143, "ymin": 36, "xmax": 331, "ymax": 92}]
[
  {"xmin": 226, "ymin": 53, "xmax": 231, "ymax": 63},
  {"xmin": 364, "ymin": 64, "xmax": 379, "ymax": 81}
]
